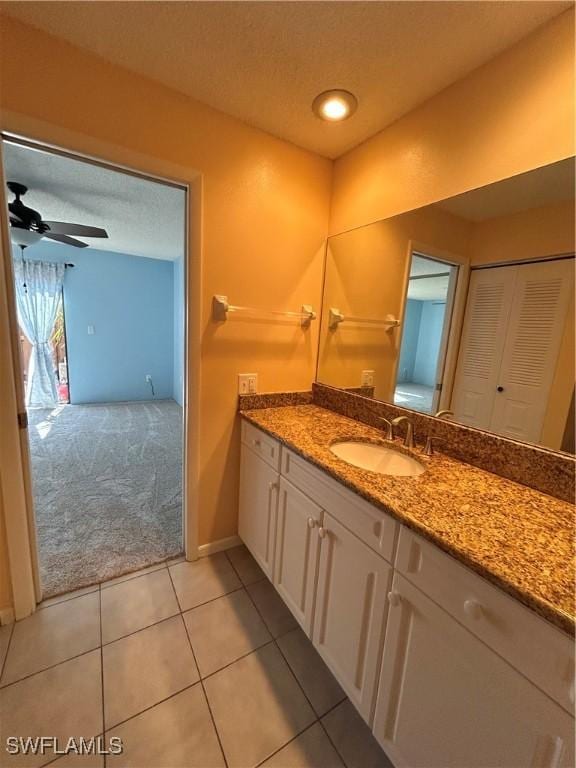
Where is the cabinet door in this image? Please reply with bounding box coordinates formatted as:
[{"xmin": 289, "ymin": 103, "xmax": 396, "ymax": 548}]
[
  {"xmin": 312, "ymin": 511, "xmax": 391, "ymax": 723},
  {"xmin": 374, "ymin": 574, "xmax": 575, "ymax": 768},
  {"xmin": 274, "ymin": 478, "xmax": 322, "ymax": 635},
  {"xmin": 238, "ymin": 445, "xmax": 279, "ymax": 579}
]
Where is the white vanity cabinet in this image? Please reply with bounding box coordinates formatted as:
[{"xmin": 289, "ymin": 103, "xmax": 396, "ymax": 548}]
[
  {"xmin": 313, "ymin": 510, "xmax": 391, "ymax": 721},
  {"xmin": 238, "ymin": 422, "xmax": 575, "ymax": 768},
  {"xmin": 274, "ymin": 477, "xmax": 322, "ymax": 634},
  {"xmin": 373, "ymin": 527, "xmax": 575, "ymax": 768},
  {"xmin": 374, "ymin": 573, "xmax": 574, "ymax": 768},
  {"xmin": 238, "ymin": 422, "xmax": 280, "ymax": 579}
]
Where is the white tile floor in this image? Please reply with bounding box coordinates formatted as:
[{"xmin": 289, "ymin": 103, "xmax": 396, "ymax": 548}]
[{"xmin": 0, "ymin": 547, "xmax": 392, "ymax": 768}]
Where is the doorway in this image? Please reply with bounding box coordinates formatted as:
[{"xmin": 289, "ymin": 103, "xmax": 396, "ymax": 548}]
[
  {"xmin": 395, "ymin": 253, "xmax": 458, "ymax": 414},
  {"xmin": 3, "ymin": 137, "xmax": 188, "ymax": 598}
]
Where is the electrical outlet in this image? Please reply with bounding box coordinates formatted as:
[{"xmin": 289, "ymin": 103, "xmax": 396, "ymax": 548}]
[
  {"xmin": 87, "ymin": 325, "xmax": 95, "ymax": 335},
  {"xmin": 145, "ymin": 374, "xmax": 152, "ymax": 383},
  {"xmin": 238, "ymin": 373, "xmax": 258, "ymax": 395},
  {"xmin": 361, "ymin": 370, "xmax": 375, "ymax": 387}
]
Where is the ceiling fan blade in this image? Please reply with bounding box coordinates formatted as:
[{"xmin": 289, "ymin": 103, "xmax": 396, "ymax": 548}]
[
  {"xmin": 43, "ymin": 221, "xmax": 108, "ymax": 238},
  {"xmin": 44, "ymin": 233, "xmax": 89, "ymax": 248}
]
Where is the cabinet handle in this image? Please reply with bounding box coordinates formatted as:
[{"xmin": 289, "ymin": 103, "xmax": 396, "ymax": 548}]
[
  {"xmin": 463, "ymin": 599, "xmax": 483, "ymax": 619},
  {"xmin": 253, "ymin": 439, "xmax": 261, "ymax": 447},
  {"xmin": 268, "ymin": 481, "xmax": 278, "ymax": 492},
  {"xmin": 307, "ymin": 518, "xmax": 317, "ymax": 529},
  {"xmin": 569, "ymin": 680, "xmax": 574, "ymax": 705},
  {"xmin": 318, "ymin": 526, "xmax": 327, "ymax": 539},
  {"xmin": 388, "ymin": 591, "xmax": 401, "ymax": 607}
]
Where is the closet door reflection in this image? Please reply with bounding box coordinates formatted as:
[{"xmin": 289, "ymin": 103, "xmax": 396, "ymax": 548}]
[{"xmin": 452, "ymin": 259, "xmax": 574, "ymax": 446}]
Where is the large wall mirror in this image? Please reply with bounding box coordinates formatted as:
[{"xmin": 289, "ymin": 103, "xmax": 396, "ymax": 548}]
[{"xmin": 317, "ymin": 159, "xmax": 575, "ymax": 455}]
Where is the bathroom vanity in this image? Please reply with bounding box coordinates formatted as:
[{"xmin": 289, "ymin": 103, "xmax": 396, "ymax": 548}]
[{"xmin": 238, "ymin": 407, "xmax": 574, "ymax": 768}]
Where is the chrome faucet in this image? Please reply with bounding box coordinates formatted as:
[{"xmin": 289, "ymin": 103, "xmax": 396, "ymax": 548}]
[
  {"xmin": 434, "ymin": 409, "xmax": 454, "ymax": 419},
  {"xmin": 391, "ymin": 416, "xmax": 415, "ymax": 448},
  {"xmin": 378, "ymin": 417, "xmax": 393, "ymax": 441}
]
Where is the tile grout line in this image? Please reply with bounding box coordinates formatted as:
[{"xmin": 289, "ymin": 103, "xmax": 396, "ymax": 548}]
[
  {"xmin": 0, "ymin": 577, "xmax": 247, "ymax": 691},
  {"xmin": 38, "ymin": 586, "xmax": 100, "ymax": 610},
  {"xmin": 99, "ymin": 583, "xmax": 107, "ymax": 768},
  {"xmin": 254, "ymin": 722, "xmax": 322, "ymax": 768},
  {"xmin": 165, "ymin": 561, "xmax": 230, "ymax": 768},
  {"xmin": 0, "ymin": 621, "xmax": 15, "ymax": 684},
  {"xmin": 104, "ymin": 681, "xmax": 200, "ymax": 733},
  {"xmin": 0, "ymin": 645, "xmax": 102, "ymax": 690},
  {"xmin": 200, "ymin": 636, "xmax": 276, "ymax": 683},
  {"xmin": 4, "ymin": 548, "xmax": 352, "ymax": 767},
  {"xmin": 225, "ymin": 549, "xmax": 352, "ymax": 768},
  {"xmin": 317, "ymin": 712, "xmax": 351, "ymax": 768},
  {"xmin": 38, "ymin": 557, "xmax": 186, "ymax": 611}
]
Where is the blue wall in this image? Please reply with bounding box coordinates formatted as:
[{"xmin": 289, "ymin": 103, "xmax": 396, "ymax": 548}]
[
  {"xmin": 398, "ymin": 299, "xmax": 446, "ymax": 387},
  {"xmin": 413, "ymin": 302, "xmax": 446, "ymax": 387},
  {"xmin": 397, "ymin": 300, "xmax": 422, "ymax": 383},
  {"xmin": 17, "ymin": 242, "xmax": 175, "ymax": 404},
  {"xmin": 172, "ymin": 254, "xmax": 184, "ymax": 406}
]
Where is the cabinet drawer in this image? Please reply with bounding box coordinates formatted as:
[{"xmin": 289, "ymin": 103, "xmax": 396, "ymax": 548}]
[
  {"xmin": 281, "ymin": 447, "xmax": 397, "ymax": 563},
  {"xmin": 241, "ymin": 420, "xmax": 281, "ymax": 471},
  {"xmin": 396, "ymin": 526, "xmax": 574, "ymax": 714}
]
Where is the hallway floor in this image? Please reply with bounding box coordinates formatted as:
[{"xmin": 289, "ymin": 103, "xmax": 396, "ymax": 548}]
[
  {"xmin": 393, "ymin": 383, "xmax": 434, "ymax": 414},
  {"xmin": 0, "ymin": 546, "xmax": 391, "ymax": 768},
  {"xmin": 28, "ymin": 401, "xmax": 183, "ymax": 597}
]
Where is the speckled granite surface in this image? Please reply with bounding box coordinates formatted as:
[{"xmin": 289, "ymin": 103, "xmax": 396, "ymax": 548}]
[
  {"xmin": 238, "ymin": 390, "xmax": 312, "ymax": 410},
  {"xmin": 241, "ymin": 404, "xmax": 575, "ymax": 635},
  {"xmin": 314, "ymin": 383, "xmax": 576, "ymax": 504}
]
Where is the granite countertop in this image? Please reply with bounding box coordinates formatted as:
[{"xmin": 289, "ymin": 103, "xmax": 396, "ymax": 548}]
[{"xmin": 241, "ymin": 404, "xmax": 575, "ymax": 635}]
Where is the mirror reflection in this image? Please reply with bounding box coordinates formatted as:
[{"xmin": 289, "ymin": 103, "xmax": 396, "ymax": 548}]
[{"xmin": 317, "ymin": 159, "xmax": 575, "ymax": 455}]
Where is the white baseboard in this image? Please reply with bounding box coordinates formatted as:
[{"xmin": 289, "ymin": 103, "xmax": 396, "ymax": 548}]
[
  {"xmin": 198, "ymin": 535, "xmax": 241, "ymax": 558},
  {"xmin": 0, "ymin": 606, "xmax": 15, "ymax": 625}
]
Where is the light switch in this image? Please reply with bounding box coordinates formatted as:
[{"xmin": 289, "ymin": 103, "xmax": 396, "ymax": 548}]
[
  {"xmin": 361, "ymin": 370, "xmax": 375, "ymax": 387},
  {"xmin": 87, "ymin": 325, "xmax": 95, "ymax": 335},
  {"xmin": 238, "ymin": 373, "xmax": 258, "ymax": 395}
]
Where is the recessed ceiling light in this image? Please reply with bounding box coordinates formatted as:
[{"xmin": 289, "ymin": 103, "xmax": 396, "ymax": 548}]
[{"xmin": 312, "ymin": 90, "xmax": 358, "ymax": 122}]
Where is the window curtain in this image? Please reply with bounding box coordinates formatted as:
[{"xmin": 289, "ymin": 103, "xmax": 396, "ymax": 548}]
[{"xmin": 13, "ymin": 259, "xmax": 66, "ymax": 407}]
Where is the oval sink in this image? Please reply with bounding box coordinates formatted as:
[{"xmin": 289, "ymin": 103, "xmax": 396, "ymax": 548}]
[{"xmin": 330, "ymin": 441, "xmax": 425, "ymax": 477}]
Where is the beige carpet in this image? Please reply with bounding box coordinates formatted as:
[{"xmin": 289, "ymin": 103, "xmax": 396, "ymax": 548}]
[{"xmin": 28, "ymin": 400, "xmax": 183, "ymax": 597}]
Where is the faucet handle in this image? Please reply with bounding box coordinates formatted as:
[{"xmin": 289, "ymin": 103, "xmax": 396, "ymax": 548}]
[
  {"xmin": 424, "ymin": 434, "xmax": 443, "ymax": 456},
  {"xmin": 391, "ymin": 416, "xmax": 415, "ymax": 448},
  {"xmin": 377, "ymin": 417, "xmax": 393, "ymax": 441}
]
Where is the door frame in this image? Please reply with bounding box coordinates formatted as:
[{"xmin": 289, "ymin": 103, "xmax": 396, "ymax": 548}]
[
  {"xmin": 0, "ymin": 117, "xmax": 202, "ymax": 618},
  {"xmin": 393, "ymin": 239, "xmax": 470, "ymax": 414}
]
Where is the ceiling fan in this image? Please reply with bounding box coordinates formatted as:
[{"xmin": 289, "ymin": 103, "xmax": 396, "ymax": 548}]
[{"xmin": 7, "ymin": 181, "xmax": 109, "ymax": 249}]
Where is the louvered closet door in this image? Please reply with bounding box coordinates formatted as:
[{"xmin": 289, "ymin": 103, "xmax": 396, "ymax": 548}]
[
  {"xmin": 451, "ymin": 267, "xmax": 516, "ymax": 429},
  {"xmin": 489, "ymin": 259, "xmax": 574, "ymax": 444}
]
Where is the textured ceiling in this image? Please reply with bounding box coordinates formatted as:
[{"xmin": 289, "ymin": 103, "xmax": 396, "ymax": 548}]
[
  {"xmin": 0, "ymin": 1, "xmax": 570, "ymax": 158},
  {"xmin": 4, "ymin": 142, "xmax": 186, "ymax": 260}
]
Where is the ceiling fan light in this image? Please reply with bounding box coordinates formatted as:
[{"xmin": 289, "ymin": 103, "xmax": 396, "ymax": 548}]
[{"xmin": 10, "ymin": 228, "xmax": 42, "ymax": 248}]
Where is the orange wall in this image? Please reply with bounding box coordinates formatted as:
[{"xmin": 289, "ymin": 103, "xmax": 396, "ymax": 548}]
[
  {"xmin": 0, "ymin": 8, "xmax": 574, "ymax": 609},
  {"xmin": 0, "ymin": 14, "xmax": 332, "ymax": 551},
  {"xmin": 470, "ymin": 200, "xmax": 575, "ymax": 265},
  {"xmin": 330, "ymin": 9, "xmax": 575, "ymax": 235},
  {"xmin": 318, "ymin": 205, "xmax": 471, "ymax": 399}
]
